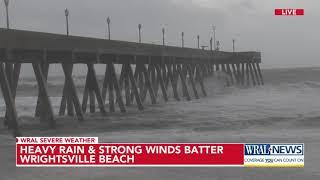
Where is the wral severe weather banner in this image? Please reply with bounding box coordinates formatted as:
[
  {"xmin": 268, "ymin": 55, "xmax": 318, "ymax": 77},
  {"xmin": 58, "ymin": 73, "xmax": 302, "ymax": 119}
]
[{"xmin": 16, "ymin": 137, "xmax": 304, "ymax": 167}]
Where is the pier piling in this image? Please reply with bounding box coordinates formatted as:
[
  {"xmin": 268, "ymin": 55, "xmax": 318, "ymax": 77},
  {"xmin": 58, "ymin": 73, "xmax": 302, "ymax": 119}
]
[{"xmin": 0, "ymin": 28, "xmax": 263, "ymax": 136}]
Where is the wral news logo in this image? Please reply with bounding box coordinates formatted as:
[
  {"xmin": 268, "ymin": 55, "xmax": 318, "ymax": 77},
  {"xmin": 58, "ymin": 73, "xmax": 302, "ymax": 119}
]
[
  {"xmin": 244, "ymin": 144, "xmax": 304, "ymax": 167},
  {"xmin": 245, "ymin": 144, "xmax": 304, "ymax": 155},
  {"xmin": 275, "ymin": 9, "xmax": 304, "ymax": 16}
]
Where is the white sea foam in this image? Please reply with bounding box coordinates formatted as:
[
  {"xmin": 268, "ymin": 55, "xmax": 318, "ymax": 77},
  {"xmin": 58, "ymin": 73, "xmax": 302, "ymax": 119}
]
[
  {"xmin": 1, "ymin": 68, "xmax": 320, "ymax": 132},
  {"xmin": 1, "ymin": 67, "xmax": 320, "ymax": 179}
]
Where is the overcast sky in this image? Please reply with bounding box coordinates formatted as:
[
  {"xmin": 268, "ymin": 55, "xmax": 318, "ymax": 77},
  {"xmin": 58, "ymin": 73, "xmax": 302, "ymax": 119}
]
[{"xmin": 1, "ymin": 0, "xmax": 320, "ymax": 75}]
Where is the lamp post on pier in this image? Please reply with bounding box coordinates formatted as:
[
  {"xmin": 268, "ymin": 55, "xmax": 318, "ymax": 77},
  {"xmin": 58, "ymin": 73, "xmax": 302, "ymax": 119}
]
[
  {"xmin": 162, "ymin": 28, "xmax": 165, "ymax": 46},
  {"xmin": 212, "ymin": 25, "xmax": 216, "ymax": 50},
  {"xmin": 232, "ymin": 39, "xmax": 235, "ymax": 52},
  {"xmin": 3, "ymin": 0, "xmax": 13, "ymax": 92},
  {"xmin": 106, "ymin": 17, "xmax": 111, "ymax": 40},
  {"xmin": 138, "ymin": 24, "xmax": 142, "ymax": 43},
  {"xmin": 216, "ymin": 40, "xmax": 220, "ymax": 51},
  {"xmin": 197, "ymin": 35, "xmax": 200, "ymax": 49},
  {"xmin": 181, "ymin": 32, "xmax": 184, "ymax": 48},
  {"xmin": 65, "ymin": 8, "xmax": 69, "ymax": 36},
  {"xmin": 210, "ymin": 37, "xmax": 213, "ymax": 51},
  {"xmin": 4, "ymin": 0, "xmax": 10, "ymax": 29}
]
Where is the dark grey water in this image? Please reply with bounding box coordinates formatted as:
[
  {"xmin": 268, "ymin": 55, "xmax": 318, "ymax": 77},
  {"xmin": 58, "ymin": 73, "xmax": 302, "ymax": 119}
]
[
  {"xmin": 1, "ymin": 66, "xmax": 320, "ymax": 136},
  {"xmin": 1, "ymin": 67, "xmax": 320, "ymax": 130},
  {"xmin": 1, "ymin": 67, "xmax": 320, "ymax": 179}
]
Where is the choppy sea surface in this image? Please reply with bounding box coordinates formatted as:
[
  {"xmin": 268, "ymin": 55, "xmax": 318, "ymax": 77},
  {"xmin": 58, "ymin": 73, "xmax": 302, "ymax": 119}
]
[
  {"xmin": 1, "ymin": 67, "xmax": 320, "ymax": 180},
  {"xmin": 1, "ymin": 66, "xmax": 320, "ymax": 138}
]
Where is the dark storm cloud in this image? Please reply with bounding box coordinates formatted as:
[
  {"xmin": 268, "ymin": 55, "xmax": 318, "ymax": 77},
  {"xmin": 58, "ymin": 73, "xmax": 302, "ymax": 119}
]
[
  {"xmin": 1, "ymin": 0, "xmax": 320, "ymax": 72},
  {"xmin": 1, "ymin": 0, "xmax": 228, "ymax": 76},
  {"xmin": 4, "ymin": 0, "xmax": 226, "ymax": 47}
]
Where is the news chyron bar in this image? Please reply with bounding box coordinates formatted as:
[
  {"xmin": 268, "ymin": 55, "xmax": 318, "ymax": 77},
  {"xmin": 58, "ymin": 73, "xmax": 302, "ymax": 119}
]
[{"xmin": 16, "ymin": 137, "xmax": 304, "ymax": 167}]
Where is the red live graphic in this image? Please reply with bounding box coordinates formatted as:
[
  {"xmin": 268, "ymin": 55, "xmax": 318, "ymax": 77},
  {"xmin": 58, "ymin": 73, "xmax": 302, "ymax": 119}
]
[{"xmin": 275, "ymin": 9, "xmax": 304, "ymax": 16}]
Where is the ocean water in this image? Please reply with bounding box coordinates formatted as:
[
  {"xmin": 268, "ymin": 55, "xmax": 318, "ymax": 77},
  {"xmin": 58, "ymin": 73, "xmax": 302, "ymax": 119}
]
[
  {"xmin": 1, "ymin": 67, "xmax": 320, "ymax": 137},
  {"xmin": 1, "ymin": 67, "xmax": 320, "ymax": 180}
]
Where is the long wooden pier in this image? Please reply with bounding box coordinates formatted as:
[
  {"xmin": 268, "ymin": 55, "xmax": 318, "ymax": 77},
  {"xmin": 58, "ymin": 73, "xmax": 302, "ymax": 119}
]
[{"xmin": 0, "ymin": 28, "xmax": 263, "ymax": 137}]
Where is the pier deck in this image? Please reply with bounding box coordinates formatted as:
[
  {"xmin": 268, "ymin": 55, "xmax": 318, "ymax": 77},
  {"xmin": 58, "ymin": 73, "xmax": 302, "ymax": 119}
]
[{"xmin": 0, "ymin": 28, "xmax": 263, "ymax": 137}]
